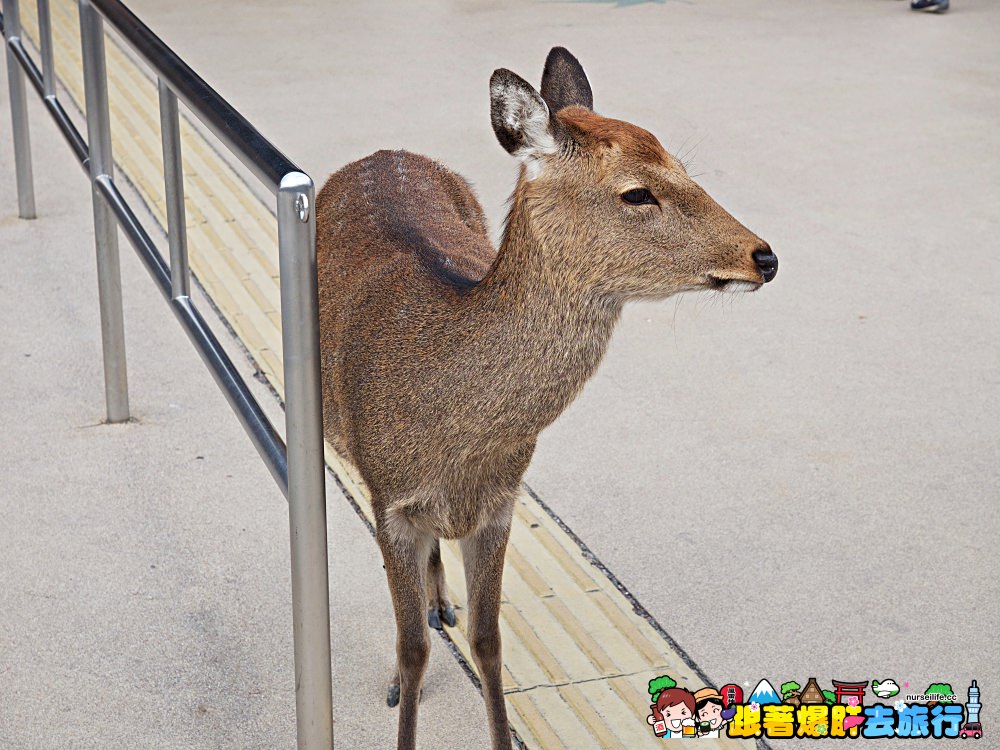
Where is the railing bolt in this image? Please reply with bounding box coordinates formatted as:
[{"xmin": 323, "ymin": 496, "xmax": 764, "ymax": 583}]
[{"xmin": 295, "ymin": 192, "xmax": 310, "ymax": 222}]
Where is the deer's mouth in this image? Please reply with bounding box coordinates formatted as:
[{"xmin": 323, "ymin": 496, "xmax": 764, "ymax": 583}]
[{"xmin": 706, "ymin": 276, "xmax": 762, "ymax": 293}]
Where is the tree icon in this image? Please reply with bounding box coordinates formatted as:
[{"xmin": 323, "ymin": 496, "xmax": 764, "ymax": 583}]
[
  {"xmin": 781, "ymin": 681, "xmax": 801, "ymax": 701},
  {"xmin": 648, "ymin": 675, "xmax": 677, "ymax": 700}
]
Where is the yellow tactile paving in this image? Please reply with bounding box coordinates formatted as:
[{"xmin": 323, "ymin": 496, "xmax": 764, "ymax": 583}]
[
  {"xmin": 505, "ymin": 692, "xmax": 570, "ymax": 750},
  {"xmin": 20, "ymin": 4, "xmax": 754, "ymax": 747}
]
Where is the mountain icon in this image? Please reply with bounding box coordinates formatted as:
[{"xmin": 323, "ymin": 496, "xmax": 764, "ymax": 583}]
[{"xmin": 748, "ymin": 678, "xmax": 783, "ymax": 706}]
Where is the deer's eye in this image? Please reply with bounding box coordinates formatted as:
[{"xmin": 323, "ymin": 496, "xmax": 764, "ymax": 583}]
[{"xmin": 621, "ymin": 188, "xmax": 657, "ymax": 206}]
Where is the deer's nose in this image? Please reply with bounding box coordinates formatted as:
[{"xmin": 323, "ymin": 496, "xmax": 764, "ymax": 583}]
[{"xmin": 752, "ymin": 246, "xmax": 778, "ymax": 283}]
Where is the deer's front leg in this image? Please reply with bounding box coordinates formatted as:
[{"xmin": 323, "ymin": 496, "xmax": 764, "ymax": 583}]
[
  {"xmin": 426, "ymin": 538, "xmax": 457, "ymax": 629},
  {"xmin": 377, "ymin": 520, "xmax": 433, "ymax": 750},
  {"xmin": 461, "ymin": 506, "xmax": 515, "ymax": 750}
]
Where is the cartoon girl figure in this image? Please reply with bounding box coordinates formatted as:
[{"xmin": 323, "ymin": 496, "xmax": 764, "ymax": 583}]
[
  {"xmin": 694, "ymin": 687, "xmax": 735, "ymax": 737},
  {"xmin": 647, "ymin": 686, "xmax": 698, "ymax": 738}
]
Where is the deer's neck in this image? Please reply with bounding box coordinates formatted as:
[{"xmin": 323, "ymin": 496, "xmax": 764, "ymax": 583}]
[{"xmin": 452, "ymin": 194, "xmax": 622, "ymax": 441}]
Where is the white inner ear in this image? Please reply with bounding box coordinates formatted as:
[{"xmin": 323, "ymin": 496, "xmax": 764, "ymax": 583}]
[{"xmin": 502, "ymin": 86, "xmax": 557, "ymax": 180}]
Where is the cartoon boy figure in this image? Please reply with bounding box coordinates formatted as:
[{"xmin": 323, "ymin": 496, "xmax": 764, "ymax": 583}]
[
  {"xmin": 647, "ymin": 686, "xmax": 698, "ymax": 738},
  {"xmin": 694, "ymin": 687, "xmax": 734, "ymax": 737}
]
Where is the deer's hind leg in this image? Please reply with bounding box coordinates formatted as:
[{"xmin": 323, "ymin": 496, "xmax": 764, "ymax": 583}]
[
  {"xmin": 461, "ymin": 507, "xmax": 515, "ymax": 750},
  {"xmin": 377, "ymin": 517, "xmax": 433, "ymax": 750},
  {"xmin": 426, "ymin": 538, "xmax": 456, "ymax": 630},
  {"xmin": 387, "ymin": 537, "xmax": 454, "ymax": 708}
]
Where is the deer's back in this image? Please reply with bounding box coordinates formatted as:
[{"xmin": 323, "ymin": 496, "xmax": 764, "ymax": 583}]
[{"xmin": 315, "ymin": 150, "xmax": 496, "ymax": 478}]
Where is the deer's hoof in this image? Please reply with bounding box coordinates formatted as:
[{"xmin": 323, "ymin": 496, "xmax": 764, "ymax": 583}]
[
  {"xmin": 441, "ymin": 606, "xmax": 457, "ymax": 627},
  {"xmin": 428, "ymin": 605, "xmax": 457, "ymax": 629},
  {"xmin": 428, "ymin": 607, "xmax": 442, "ymax": 630},
  {"xmin": 387, "ymin": 684, "xmax": 400, "ymax": 708}
]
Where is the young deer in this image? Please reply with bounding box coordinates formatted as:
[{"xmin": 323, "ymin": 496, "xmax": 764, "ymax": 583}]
[{"xmin": 315, "ymin": 48, "xmax": 777, "ymax": 750}]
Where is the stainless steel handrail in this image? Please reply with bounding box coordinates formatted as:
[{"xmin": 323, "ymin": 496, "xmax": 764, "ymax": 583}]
[
  {"xmin": 1, "ymin": 1, "xmax": 333, "ymax": 748},
  {"xmin": 88, "ymin": 0, "xmax": 295, "ymax": 192}
]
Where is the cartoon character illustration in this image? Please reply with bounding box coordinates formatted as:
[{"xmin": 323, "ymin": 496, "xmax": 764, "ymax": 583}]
[
  {"xmin": 647, "ymin": 683, "xmax": 698, "ymax": 738},
  {"xmin": 694, "ymin": 687, "xmax": 736, "ymax": 737},
  {"xmin": 872, "ymin": 679, "xmax": 900, "ymax": 699}
]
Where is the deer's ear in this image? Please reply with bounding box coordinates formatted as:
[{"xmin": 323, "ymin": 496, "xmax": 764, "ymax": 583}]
[
  {"xmin": 490, "ymin": 68, "xmax": 557, "ymax": 170},
  {"xmin": 540, "ymin": 47, "xmax": 593, "ymax": 113}
]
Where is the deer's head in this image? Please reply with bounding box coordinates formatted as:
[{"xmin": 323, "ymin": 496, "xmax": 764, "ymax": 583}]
[{"xmin": 491, "ymin": 48, "xmax": 777, "ymax": 299}]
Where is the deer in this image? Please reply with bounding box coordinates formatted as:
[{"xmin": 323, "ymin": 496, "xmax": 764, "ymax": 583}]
[{"xmin": 315, "ymin": 47, "xmax": 777, "ymax": 750}]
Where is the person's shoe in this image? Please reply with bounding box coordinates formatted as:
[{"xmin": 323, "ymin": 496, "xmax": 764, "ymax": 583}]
[{"xmin": 911, "ymin": 0, "xmax": 949, "ymax": 12}]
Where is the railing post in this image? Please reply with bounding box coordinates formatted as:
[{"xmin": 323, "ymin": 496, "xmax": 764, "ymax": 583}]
[
  {"xmin": 36, "ymin": 0, "xmax": 56, "ymax": 98},
  {"xmin": 78, "ymin": 0, "xmax": 129, "ymax": 422},
  {"xmin": 277, "ymin": 172, "xmax": 333, "ymax": 750},
  {"xmin": 3, "ymin": 0, "xmax": 37, "ymax": 218},
  {"xmin": 157, "ymin": 78, "xmax": 189, "ymax": 299}
]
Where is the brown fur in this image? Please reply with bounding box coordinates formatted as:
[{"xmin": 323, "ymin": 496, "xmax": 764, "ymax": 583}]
[
  {"xmin": 315, "ymin": 50, "xmax": 773, "ymax": 750},
  {"xmin": 560, "ymin": 105, "xmax": 673, "ymax": 166}
]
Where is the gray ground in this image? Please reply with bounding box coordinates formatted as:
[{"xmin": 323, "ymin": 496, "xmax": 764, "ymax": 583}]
[{"xmin": 3, "ymin": 0, "xmax": 998, "ymax": 748}]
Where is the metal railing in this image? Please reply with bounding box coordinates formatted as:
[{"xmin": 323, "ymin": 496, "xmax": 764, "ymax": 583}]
[{"xmin": 1, "ymin": 1, "xmax": 333, "ymax": 748}]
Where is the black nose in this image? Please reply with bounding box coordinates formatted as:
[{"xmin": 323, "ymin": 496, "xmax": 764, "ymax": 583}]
[{"xmin": 752, "ymin": 247, "xmax": 778, "ymax": 283}]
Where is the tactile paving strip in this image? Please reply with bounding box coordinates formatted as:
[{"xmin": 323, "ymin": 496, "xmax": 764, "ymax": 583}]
[{"xmin": 20, "ymin": 4, "xmax": 752, "ymax": 747}]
